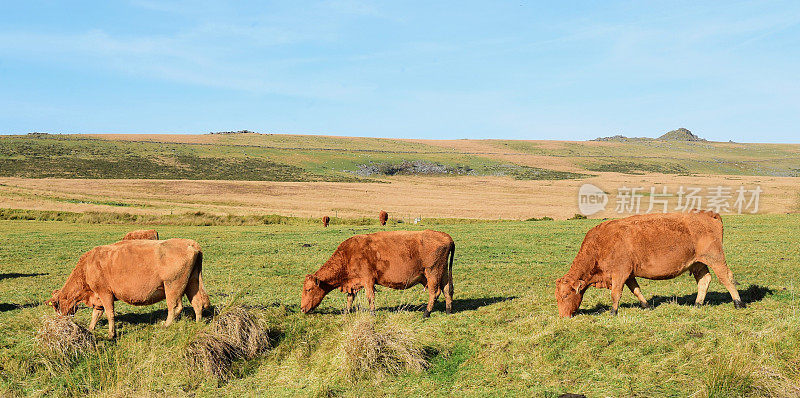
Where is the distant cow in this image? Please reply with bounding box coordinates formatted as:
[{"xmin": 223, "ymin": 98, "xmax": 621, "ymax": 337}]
[
  {"xmin": 379, "ymin": 210, "xmax": 388, "ymax": 226},
  {"xmin": 556, "ymin": 211, "xmax": 744, "ymax": 317},
  {"xmin": 46, "ymin": 239, "xmax": 211, "ymax": 338},
  {"xmin": 322, "ymin": 216, "xmax": 330, "ymax": 228},
  {"xmin": 122, "ymin": 229, "xmax": 158, "ymax": 240},
  {"xmin": 301, "ymin": 230, "xmax": 454, "ymax": 317}
]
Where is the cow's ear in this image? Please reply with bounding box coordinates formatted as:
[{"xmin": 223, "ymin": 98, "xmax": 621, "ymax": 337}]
[
  {"xmin": 306, "ymin": 274, "xmax": 320, "ymax": 286},
  {"xmin": 574, "ymin": 280, "xmax": 586, "ymax": 294}
]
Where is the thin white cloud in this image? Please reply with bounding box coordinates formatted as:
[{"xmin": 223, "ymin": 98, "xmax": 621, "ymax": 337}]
[
  {"xmin": 0, "ymin": 1, "xmax": 399, "ymax": 100},
  {"xmin": 0, "ymin": 25, "xmax": 372, "ymax": 100}
]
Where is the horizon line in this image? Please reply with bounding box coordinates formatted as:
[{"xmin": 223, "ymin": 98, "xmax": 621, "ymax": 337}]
[{"xmin": 2, "ymin": 131, "xmax": 799, "ymax": 145}]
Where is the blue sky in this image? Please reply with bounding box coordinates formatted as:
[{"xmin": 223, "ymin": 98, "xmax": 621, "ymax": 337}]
[{"xmin": 1, "ymin": 1, "xmax": 798, "ymax": 142}]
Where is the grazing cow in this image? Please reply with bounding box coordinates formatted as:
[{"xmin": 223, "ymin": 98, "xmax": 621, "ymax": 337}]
[
  {"xmin": 379, "ymin": 210, "xmax": 388, "ymax": 226},
  {"xmin": 301, "ymin": 230, "xmax": 455, "ymax": 317},
  {"xmin": 556, "ymin": 211, "xmax": 744, "ymax": 317},
  {"xmin": 122, "ymin": 229, "xmax": 159, "ymax": 240},
  {"xmin": 322, "ymin": 216, "xmax": 330, "ymax": 228},
  {"xmin": 46, "ymin": 239, "xmax": 211, "ymax": 338}
]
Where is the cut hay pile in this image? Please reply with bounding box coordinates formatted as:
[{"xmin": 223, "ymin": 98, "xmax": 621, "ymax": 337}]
[
  {"xmin": 35, "ymin": 315, "xmax": 96, "ymax": 361},
  {"xmin": 341, "ymin": 315, "xmax": 428, "ymax": 379},
  {"xmin": 212, "ymin": 306, "xmax": 270, "ymax": 358},
  {"xmin": 185, "ymin": 306, "xmax": 271, "ymax": 380},
  {"xmin": 185, "ymin": 332, "xmax": 240, "ymax": 380}
]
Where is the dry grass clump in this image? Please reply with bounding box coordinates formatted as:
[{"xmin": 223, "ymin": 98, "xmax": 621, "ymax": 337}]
[
  {"xmin": 211, "ymin": 306, "xmax": 271, "ymax": 359},
  {"xmin": 185, "ymin": 331, "xmax": 240, "ymax": 380},
  {"xmin": 341, "ymin": 315, "xmax": 428, "ymax": 379},
  {"xmin": 35, "ymin": 315, "xmax": 96, "ymax": 361},
  {"xmin": 185, "ymin": 306, "xmax": 271, "ymax": 380}
]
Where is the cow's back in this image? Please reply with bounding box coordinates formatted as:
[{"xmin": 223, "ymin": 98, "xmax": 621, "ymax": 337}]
[
  {"xmin": 579, "ymin": 212, "xmax": 722, "ymax": 279},
  {"xmin": 339, "ymin": 230, "xmax": 452, "ymax": 287},
  {"xmin": 345, "ymin": 229, "xmax": 451, "ymax": 259},
  {"xmin": 84, "ymin": 239, "xmax": 201, "ymax": 302},
  {"xmin": 122, "ymin": 229, "xmax": 159, "ymax": 240}
]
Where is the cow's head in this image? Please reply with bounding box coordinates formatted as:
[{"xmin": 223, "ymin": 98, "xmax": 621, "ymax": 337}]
[
  {"xmin": 555, "ymin": 277, "xmax": 586, "ymax": 318},
  {"xmin": 300, "ymin": 274, "xmax": 328, "ymax": 314},
  {"xmin": 45, "ymin": 289, "xmax": 79, "ymax": 316}
]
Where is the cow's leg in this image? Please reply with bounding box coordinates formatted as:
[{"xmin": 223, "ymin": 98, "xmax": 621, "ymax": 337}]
[
  {"xmin": 424, "ymin": 288, "xmax": 441, "ymax": 318},
  {"xmin": 443, "ymin": 271, "xmax": 453, "ymax": 315},
  {"xmin": 104, "ymin": 304, "xmax": 116, "ymax": 340},
  {"xmin": 365, "ymin": 281, "xmax": 376, "ymax": 313},
  {"xmin": 692, "ymin": 264, "xmax": 712, "ymax": 306},
  {"xmin": 97, "ymin": 295, "xmax": 116, "ymax": 339},
  {"xmin": 184, "ymin": 269, "xmax": 206, "ymax": 322},
  {"xmin": 189, "ymin": 296, "xmax": 203, "ymax": 322},
  {"xmin": 345, "ymin": 292, "xmax": 357, "ymax": 314},
  {"xmin": 164, "ymin": 283, "xmax": 185, "ymax": 327},
  {"xmin": 423, "ymin": 259, "xmax": 447, "ymax": 317},
  {"xmin": 705, "ymin": 257, "xmax": 745, "ymax": 308},
  {"xmin": 424, "ymin": 278, "xmax": 442, "ymax": 318},
  {"xmin": 625, "ymin": 277, "xmax": 649, "ymax": 309},
  {"xmin": 610, "ymin": 276, "xmax": 625, "ymax": 316},
  {"xmin": 89, "ymin": 307, "xmax": 103, "ymax": 330},
  {"xmin": 165, "ymin": 299, "xmax": 183, "ymax": 327}
]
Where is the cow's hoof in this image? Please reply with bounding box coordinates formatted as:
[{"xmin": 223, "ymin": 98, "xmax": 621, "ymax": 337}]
[
  {"xmin": 423, "ymin": 311, "xmax": 431, "ymax": 318},
  {"xmin": 734, "ymin": 299, "xmax": 746, "ymax": 309},
  {"xmin": 446, "ymin": 309, "xmax": 452, "ymax": 315},
  {"xmin": 640, "ymin": 303, "xmax": 651, "ymax": 310},
  {"xmin": 694, "ymin": 302, "xmax": 704, "ymax": 307},
  {"xmin": 610, "ymin": 309, "xmax": 618, "ymax": 316}
]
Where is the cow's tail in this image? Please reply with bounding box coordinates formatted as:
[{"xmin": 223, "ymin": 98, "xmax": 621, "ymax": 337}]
[
  {"xmin": 447, "ymin": 241, "xmax": 455, "ymax": 297},
  {"xmin": 192, "ymin": 249, "xmax": 211, "ymax": 310}
]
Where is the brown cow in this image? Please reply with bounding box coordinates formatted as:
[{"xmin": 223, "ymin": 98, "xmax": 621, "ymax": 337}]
[
  {"xmin": 122, "ymin": 229, "xmax": 159, "ymax": 240},
  {"xmin": 556, "ymin": 211, "xmax": 744, "ymax": 317},
  {"xmin": 379, "ymin": 210, "xmax": 388, "ymax": 226},
  {"xmin": 46, "ymin": 239, "xmax": 211, "ymax": 338},
  {"xmin": 322, "ymin": 216, "xmax": 330, "ymax": 228},
  {"xmin": 301, "ymin": 230, "xmax": 455, "ymax": 317}
]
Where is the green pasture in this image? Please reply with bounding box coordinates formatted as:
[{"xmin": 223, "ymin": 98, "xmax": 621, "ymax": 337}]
[{"xmin": 0, "ymin": 215, "xmax": 798, "ymax": 396}]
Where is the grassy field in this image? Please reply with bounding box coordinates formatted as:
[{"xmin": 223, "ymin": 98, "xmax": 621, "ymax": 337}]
[{"xmin": 1, "ymin": 215, "xmax": 799, "ymax": 396}]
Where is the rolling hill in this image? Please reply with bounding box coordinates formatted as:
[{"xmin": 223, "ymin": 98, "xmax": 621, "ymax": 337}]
[{"xmin": 1, "ymin": 132, "xmax": 799, "ymax": 181}]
